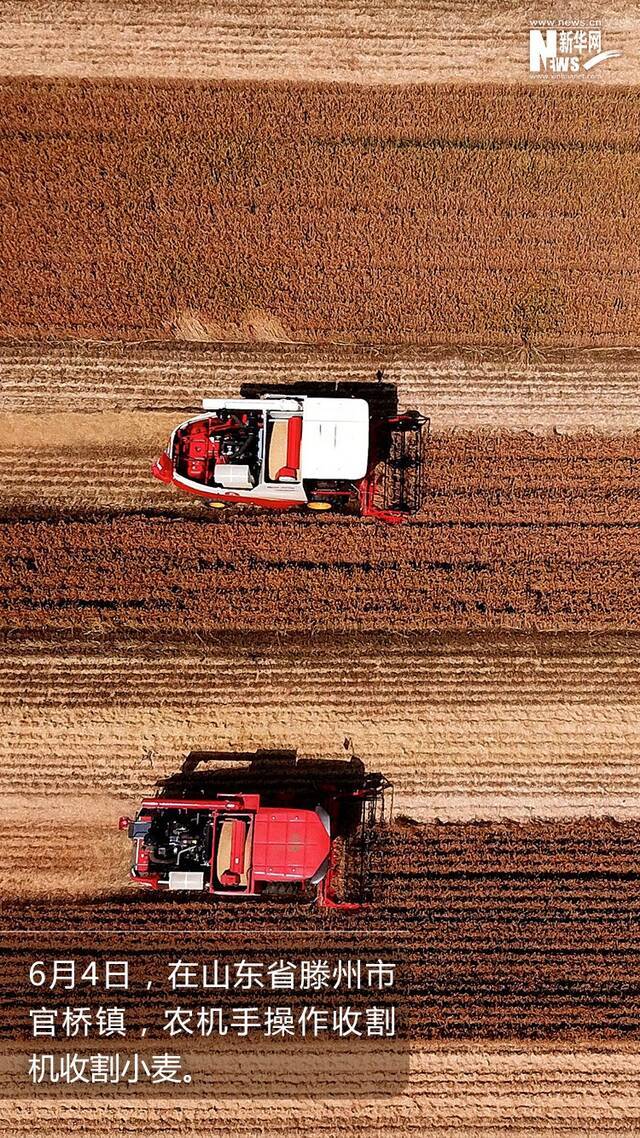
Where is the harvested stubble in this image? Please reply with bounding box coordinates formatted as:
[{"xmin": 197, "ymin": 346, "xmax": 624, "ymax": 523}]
[
  {"xmin": 2, "ymin": 341, "xmax": 640, "ymax": 434},
  {"xmin": 4, "ymin": 1044, "xmax": 640, "ymax": 1136},
  {"xmin": 3, "ymin": 0, "xmax": 640, "ymax": 85},
  {"xmin": 3, "ymin": 630, "xmax": 640, "ymax": 821},
  {"xmin": 1, "ymin": 795, "xmax": 131, "ymax": 898},
  {"xmin": 1, "ymin": 80, "xmax": 639, "ymax": 344},
  {"xmin": 4, "ymin": 819, "xmax": 640, "ymax": 1040},
  {"xmin": 0, "ymin": 514, "xmax": 639, "ymax": 632}
]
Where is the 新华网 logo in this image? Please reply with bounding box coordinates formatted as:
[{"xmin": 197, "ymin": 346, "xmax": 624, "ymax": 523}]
[{"xmin": 529, "ymin": 19, "xmax": 622, "ymax": 73}]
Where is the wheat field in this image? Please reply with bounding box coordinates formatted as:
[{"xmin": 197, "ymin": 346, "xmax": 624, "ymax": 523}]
[{"xmin": 2, "ymin": 4, "xmax": 640, "ymax": 1132}]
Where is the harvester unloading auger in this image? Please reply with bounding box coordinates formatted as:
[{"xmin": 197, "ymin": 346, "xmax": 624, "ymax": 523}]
[
  {"xmin": 119, "ymin": 759, "xmax": 392, "ymax": 910},
  {"xmin": 152, "ymin": 392, "xmax": 428, "ymax": 522}
]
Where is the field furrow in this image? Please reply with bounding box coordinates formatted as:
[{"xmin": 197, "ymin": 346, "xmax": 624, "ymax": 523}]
[{"xmin": 2, "ymin": 632, "xmax": 639, "ymax": 820}]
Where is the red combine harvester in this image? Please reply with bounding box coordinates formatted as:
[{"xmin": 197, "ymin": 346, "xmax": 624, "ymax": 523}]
[
  {"xmin": 119, "ymin": 773, "xmax": 390, "ymax": 909},
  {"xmin": 152, "ymin": 394, "xmax": 427, "ymax": 523}
]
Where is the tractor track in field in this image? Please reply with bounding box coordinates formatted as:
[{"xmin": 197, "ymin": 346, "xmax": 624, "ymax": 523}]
[
  {"xmin": 4, "ymin": 819, "xmax": 640, "ymax": 1041},
  {"xmin": 0, "ymin": 514, "xmax": 639, "ymax": 634}
]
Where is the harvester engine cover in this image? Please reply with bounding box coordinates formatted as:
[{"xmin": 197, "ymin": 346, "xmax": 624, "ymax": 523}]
[{"xmin": 174, "ymin": 411, "xmax": 261, "ymax": 491}]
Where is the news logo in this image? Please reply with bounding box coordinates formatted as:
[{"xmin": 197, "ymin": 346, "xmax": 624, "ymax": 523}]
[{"xmin": 529, "ymin": 19, "xmax": 622, "ymax": 73}]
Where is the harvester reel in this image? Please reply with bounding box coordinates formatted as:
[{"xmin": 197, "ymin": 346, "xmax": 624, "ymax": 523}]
[{"xmin": 379, "ymin": 413, "xmax": 428, "ymax": 517}]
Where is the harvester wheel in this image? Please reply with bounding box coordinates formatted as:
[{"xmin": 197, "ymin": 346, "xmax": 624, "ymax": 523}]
[{"xmin": 307, "ymin": 501, "xmax": 332, "ymax": 512}]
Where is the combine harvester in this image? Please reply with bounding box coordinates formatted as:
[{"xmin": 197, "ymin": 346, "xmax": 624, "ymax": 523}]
[
  {"xmin": 119, "ymin": 766, "xmax": 391, "ymax": 910},
  {"xmin": 152, "ymin": 393, "xmax": 427, "ymax": 522}
]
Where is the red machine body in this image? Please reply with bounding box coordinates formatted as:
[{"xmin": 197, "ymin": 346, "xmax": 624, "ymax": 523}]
[
  {"xmin": 119, "ymin": 793, "xmax": 350, "ymax": 906},
  {"xmin": 120, "ymin": 774, "xmax": 391, "ymax": 910}
]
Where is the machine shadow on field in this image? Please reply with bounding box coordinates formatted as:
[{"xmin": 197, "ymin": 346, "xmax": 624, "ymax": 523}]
[
  {"xmin": 239, "ymin": 377, "xmax": 399, "ymax": 420},
  {"xmin": 159, "ymin": 747, "xmax": 368, "ymax": 805}
]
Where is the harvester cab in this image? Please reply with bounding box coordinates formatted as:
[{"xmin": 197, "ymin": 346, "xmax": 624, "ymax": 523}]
[
  {"xmin": 119, "ymin": 773, "xmax": 391, "ymax": 910},
  {"xmin": 152, "ymin": 393, "xmax": 427, "ymax": 522}
]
